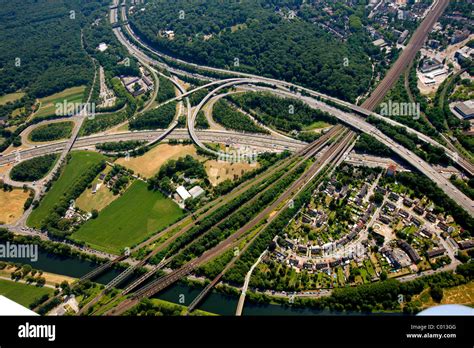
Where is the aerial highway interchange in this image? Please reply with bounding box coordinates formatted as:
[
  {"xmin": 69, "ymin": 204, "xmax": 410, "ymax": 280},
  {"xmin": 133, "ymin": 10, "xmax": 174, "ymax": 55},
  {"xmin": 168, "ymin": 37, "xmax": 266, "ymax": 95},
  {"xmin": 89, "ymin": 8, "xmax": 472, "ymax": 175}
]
[{"xmin": 0, "ymin": 0, "xmax": 472, "ymax": 318}]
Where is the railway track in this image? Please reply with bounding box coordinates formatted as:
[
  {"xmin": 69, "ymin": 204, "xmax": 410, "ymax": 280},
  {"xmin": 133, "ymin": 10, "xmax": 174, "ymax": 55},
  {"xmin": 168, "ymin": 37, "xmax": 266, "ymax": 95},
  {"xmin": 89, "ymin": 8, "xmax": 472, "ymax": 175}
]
[
  {"xmin": 118, "ymin": 130, "xmax": 343, "ymax": 294},
  {"xmin": 361, "ymin": 0, "xmax": 449, "ymax": 110},
  {"xmin": 77, "ymin": 126, "xmax": 344, "ymax": 314},
  {"xmin": 187, "ymin": 130, "xmax": 356, "ymax": 314},
  {"xmin": 105, "ymin": 129, "xmax": 355, "ymax": 315}
]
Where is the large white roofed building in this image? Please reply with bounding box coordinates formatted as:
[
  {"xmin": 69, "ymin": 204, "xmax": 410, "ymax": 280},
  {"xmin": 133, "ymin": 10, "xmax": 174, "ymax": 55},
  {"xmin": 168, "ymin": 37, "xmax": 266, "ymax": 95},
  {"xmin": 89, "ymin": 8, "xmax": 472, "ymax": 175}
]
[{"xmin": 176, "ymin": 186, "xmax": 192, "ymax": 201}]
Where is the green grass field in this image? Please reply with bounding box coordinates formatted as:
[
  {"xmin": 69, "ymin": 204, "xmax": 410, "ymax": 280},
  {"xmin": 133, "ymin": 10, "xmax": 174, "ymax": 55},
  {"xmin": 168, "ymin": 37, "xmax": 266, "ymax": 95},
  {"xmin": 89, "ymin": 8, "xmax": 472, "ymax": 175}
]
[
  {"xmin": 303, "ymin": 121, "xmax": 331, "ymax": 131},
  {"xmin": 72, "ymin": 180, "xmax": 184, "ymax": 254},
  {"xmin": 0, "ymin": 92, "xmax": 25, "ymax": 106},
  {"xmin": 27, "ymin": 151, "xmax": 107, "ymax": 228},
  {"xmin": 34, "ymin": 86, "xmax": 85, "ymax": 118},
  {"xmin": 0, "ymin": 279, "xmax": 53, "ymax": 308}
]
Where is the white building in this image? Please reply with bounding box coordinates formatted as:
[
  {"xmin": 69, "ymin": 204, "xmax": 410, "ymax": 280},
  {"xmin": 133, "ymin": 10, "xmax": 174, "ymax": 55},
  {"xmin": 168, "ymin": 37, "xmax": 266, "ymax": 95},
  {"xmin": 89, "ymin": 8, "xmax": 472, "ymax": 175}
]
[
  {"xmin": 189, "ymin": 186, "xmax": 205, "ymax": 199},
  {"xmin": 97, "ymin": 42, "xmax": 108, "ymax": 52},
  {"xmin": 176, "ymin": 186, "xmax": 191, "ymax": 201}
]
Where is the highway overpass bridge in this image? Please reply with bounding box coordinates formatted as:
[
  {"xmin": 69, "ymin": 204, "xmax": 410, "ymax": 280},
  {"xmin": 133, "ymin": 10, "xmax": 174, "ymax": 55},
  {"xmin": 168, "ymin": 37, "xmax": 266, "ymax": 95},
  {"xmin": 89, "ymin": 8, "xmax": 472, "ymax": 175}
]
[
  {"xmin": 0, "ymin": 129, "xmax": 306, "ymax": 167},
  {"xmin": 114, "ymin": 1, "xmax": 473, "ymax": 177}
]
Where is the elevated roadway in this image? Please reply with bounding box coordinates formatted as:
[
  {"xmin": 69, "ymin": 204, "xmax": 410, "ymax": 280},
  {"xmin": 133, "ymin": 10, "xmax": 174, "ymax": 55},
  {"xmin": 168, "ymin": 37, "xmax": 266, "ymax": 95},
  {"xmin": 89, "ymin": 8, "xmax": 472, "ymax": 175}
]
[
  {"xmin": 180, "ymin": 78, "xmax": 474, "ymax": 216},
  {"xmin": 0, "ymin": 129, "xmax": 306, "ymax": 167},
  {"xmin": 114, "ymin": 0, "xmax": 473, "ymax": 176}
]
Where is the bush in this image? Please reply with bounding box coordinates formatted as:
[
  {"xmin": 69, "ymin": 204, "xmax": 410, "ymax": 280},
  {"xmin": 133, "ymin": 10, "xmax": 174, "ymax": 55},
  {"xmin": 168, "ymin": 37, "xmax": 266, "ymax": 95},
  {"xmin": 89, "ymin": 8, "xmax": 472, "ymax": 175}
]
[{"xmin": 430, "ymin": 286, "xmax": 443, "ymax": 303}]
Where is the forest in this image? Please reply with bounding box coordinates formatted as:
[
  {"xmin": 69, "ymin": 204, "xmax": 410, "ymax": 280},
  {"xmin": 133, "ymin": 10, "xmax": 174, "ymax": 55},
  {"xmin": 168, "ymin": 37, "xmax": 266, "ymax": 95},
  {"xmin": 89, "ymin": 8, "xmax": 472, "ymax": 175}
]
[
  {"xmin": 228, "ymin": 92, "xmax": 337, "ymax": 133},
  {"xmin": 0, "ymin": 0, "xmax": 106, "ymax": 98},
  {"xmin": 129, "ymin": 0, "xmax": 375, "ymax": 102},
  {"xmin": 82, "ymin": 12, "xmax": 140, "ymax": 82},
  {"xmin": 212, "ymin": 100, "xmax": 267, "ymax": 134},
  {"xmin": 29, "ymin": 122, "xmax": 74, "ymax": 142},
  {"xmin": 129, "ymin": 101, "xmax": 177, "ymax": 130}
]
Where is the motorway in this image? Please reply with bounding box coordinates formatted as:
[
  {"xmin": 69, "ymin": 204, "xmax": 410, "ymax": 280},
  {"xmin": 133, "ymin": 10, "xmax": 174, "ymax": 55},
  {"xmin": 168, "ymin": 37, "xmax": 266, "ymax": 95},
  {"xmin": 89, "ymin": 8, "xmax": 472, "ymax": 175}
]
[
  {"xmin": 111, "ymin": 127, "xmax": 343, "ymax": 297},
  {"xmin": 114, "ymin": 0, "xmax": 474, "ymax": 175},
  {"xmin": 0, "ymin": 0, "xmax": 470, "ymax": 316},
  {"xmin": 0, "ymin": 128, "xmax": 305, "ymax": 167},
  {"xmin": 3, "ymin": 0, "xmax": 471, "ymax": 228}
]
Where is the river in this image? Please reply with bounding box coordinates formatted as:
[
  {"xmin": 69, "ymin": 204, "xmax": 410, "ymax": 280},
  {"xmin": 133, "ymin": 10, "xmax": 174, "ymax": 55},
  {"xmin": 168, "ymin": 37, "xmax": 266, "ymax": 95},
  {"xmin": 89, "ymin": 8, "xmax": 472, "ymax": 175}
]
[{"xmin": 0, "ymin": 248, "xmax": 340, "ymax": 316}]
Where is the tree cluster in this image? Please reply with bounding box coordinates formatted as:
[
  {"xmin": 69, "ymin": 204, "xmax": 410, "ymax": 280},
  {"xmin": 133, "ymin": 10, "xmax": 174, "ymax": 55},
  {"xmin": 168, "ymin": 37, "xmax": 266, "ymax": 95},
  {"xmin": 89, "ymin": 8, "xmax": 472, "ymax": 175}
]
[
  {"xmin": 29, "ymin": 122, "xmax": 74, "ymax": 142},
  {"xmin": 212, "ymin": 100, "xmax": 267, "ymax": 133},
  {"xmin": 10, "ymin": 154, "xmax": 59, "ymax": 182},
  {"xmin": 229, "ymin": 92, "xmax": 337, "ymax": 133},
  {"xmin": 129, "ymin": 101, "xmax": 177, "ymax": 130}
]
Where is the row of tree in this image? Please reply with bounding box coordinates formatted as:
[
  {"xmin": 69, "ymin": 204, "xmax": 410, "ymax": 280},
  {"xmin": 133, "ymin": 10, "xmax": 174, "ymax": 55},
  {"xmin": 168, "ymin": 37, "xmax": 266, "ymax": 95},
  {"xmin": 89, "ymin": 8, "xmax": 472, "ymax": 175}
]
[{"xmin": 96, "ymin": 140, "xmax": 145, "ymax": 152}]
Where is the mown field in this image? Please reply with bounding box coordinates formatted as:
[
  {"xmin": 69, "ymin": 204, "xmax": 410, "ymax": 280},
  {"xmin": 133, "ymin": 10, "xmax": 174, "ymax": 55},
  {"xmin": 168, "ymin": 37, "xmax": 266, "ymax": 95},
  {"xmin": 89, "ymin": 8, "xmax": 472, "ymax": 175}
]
[
  {"xmin": 75, "ymin": 166, "xmax": 117, "ymax": 212},
  {"xmin": 0, "ymin": 189, "xmax": 30, "ymax": 225},
  {"xmin": 116, "ymin": 144, "xmax": 199, "ymax": 178},
  {"xmin": 27, "ymin": 151, "xmax": 107, "ymax": 228},
  {"xmin": 34, "ymin": 86, "xmax": 86, "ymax": 119},
  {"xmin": 0, "ymin": 279, "xmax": 53, "ymax": 308},
  {"xmin": 71, "ymin": 180, "xmax": 184, "ymax": 254}
]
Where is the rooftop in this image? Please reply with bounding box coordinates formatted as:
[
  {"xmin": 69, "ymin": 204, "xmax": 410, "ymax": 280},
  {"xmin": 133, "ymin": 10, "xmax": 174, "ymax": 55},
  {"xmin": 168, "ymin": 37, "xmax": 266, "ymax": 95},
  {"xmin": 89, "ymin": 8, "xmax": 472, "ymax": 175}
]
[{"xmin": 176, "ymin": 186, "xmax": 191, "ymax": 201}]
